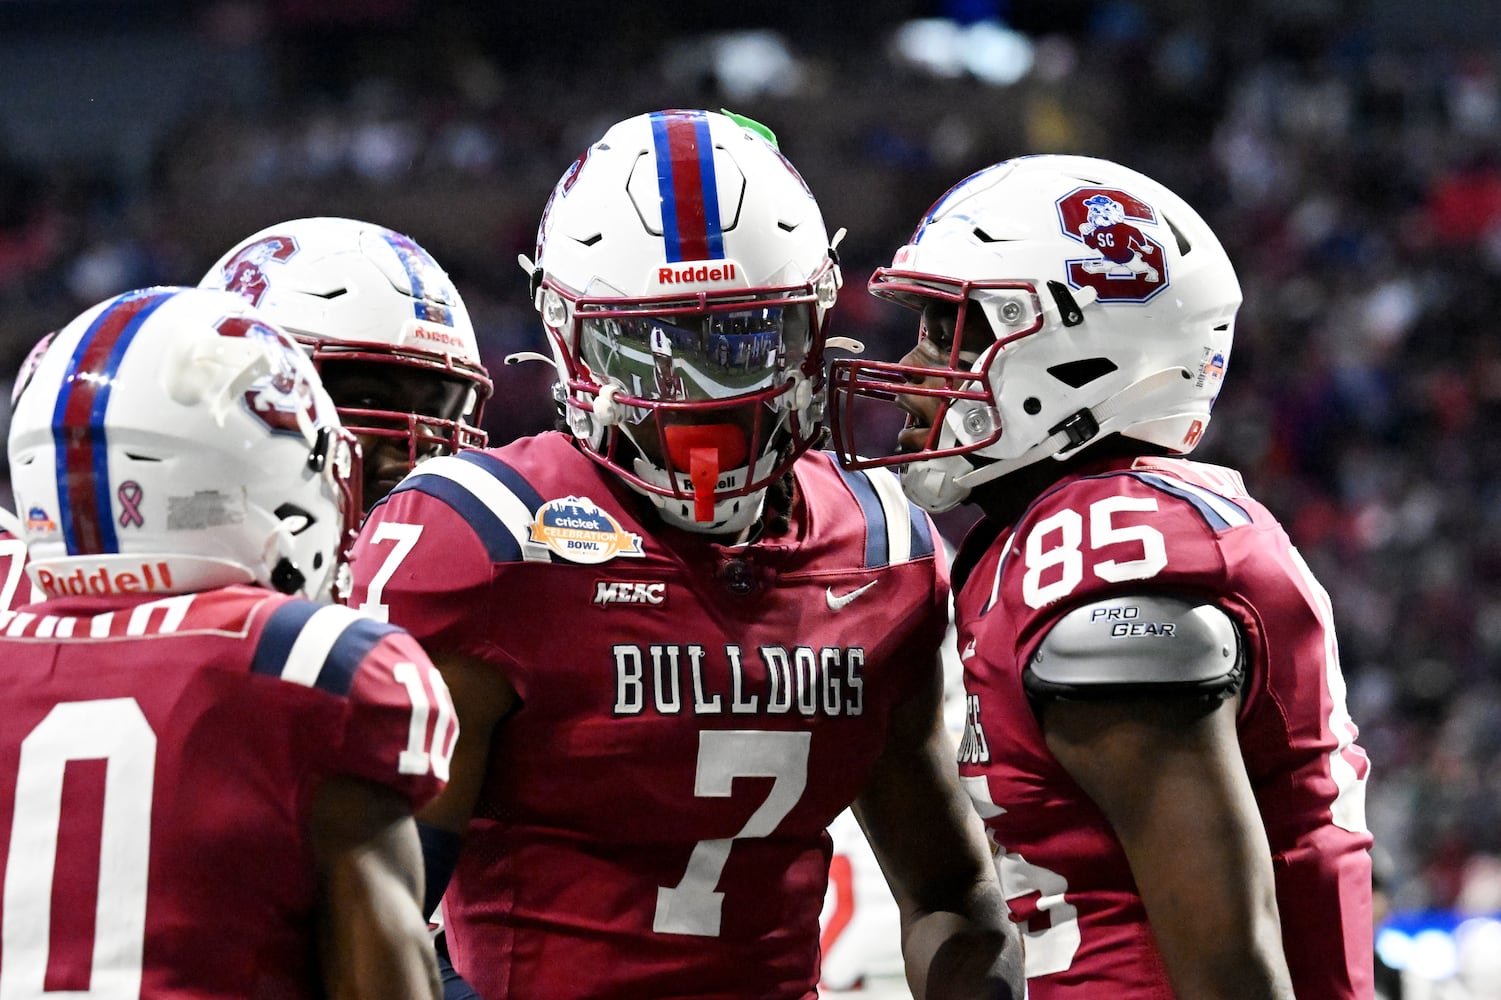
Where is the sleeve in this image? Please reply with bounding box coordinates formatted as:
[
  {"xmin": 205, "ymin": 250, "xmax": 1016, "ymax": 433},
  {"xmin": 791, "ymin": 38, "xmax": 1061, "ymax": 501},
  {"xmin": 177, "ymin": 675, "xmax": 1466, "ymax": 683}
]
[
  {"xmin": 337, "ymin": 628, "xmax": 456, "ymax": 810},
  {"xmin": 350, "ymin": 484, "xmax": 498, "ymax": 660},
  {"xmin": 250, "ymin": 598, "xmax": 454, "ymax": 810},
  {"xmin": 1002, "ymin": 471, "xmax": 1246, "ymax": 695}
]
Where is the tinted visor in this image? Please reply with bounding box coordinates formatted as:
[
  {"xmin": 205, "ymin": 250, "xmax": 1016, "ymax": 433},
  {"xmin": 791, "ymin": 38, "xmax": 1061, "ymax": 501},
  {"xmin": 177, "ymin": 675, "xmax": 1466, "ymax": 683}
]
[{"xmin": 578, "ymin": 295, "xmax": 814, "ymax": 411}]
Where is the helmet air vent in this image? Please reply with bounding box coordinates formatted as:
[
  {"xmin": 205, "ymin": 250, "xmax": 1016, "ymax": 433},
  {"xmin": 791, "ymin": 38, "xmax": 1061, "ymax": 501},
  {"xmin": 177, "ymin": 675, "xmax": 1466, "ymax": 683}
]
[
  {"xmin": 1165, "ymin": 216, "xmax": 1191, "ymax": 255},
  {"xmin": 1047, "ymin": 358, "xmax": 1119, "ymax": 389}
]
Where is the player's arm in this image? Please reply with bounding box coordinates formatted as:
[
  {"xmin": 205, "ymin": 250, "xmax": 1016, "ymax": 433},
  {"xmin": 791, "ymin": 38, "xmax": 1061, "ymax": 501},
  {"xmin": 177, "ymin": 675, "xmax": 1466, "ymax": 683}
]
[
  {"xmin": 312, "ymin": 775, "xmax": 440, "ymax": 1000},
  {"xmin": 1031, "ymin": 594, "xmax": 1295, "ymax": 1000},
  {"xmin": 853, "ymin": 649, "xmax": 1025, "ymax": 1000},
  {"xmin": 405, "ymin": 650, "xmax": 518, "ymax": 1000},
  {"xmin": 418, "ymin": 649, "xmax": 518, "ymax": 835}
]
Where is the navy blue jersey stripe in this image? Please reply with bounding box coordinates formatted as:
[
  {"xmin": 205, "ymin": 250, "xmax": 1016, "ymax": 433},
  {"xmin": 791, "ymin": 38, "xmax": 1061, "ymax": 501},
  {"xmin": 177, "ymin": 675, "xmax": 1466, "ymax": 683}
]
[
  {"xmin": 460, "ymin": 451, "xmax": 547, "ymax": 513},
  {"xmin": 1126, "ymin": 471, "xmax": 1250, "ymax": 531},
  {"xmin": 319, "ymin": 616, "xmax": 403, "ymax": 697},
  {"xmin": 834, "ymin": 465, "xmax": 890, "ymax": 568},
  {"xmin": 251, "ymin": 600, "xmax": 319, "ymax": 678},
  {"xmin": 387, "ymin": 473, "xmax": 524, "ymax": 564}
]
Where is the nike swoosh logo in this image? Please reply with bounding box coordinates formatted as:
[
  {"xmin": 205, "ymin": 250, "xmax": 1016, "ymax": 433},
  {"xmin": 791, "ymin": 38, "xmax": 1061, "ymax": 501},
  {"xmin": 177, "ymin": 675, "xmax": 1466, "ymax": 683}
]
[{"xmin": 826, "ymin": 581, "xmax": 878, "ymax": 611}]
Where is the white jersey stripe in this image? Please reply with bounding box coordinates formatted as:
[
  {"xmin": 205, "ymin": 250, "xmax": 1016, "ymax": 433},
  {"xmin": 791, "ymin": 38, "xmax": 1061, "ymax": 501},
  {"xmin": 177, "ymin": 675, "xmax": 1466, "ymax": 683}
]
[
  {"xmin": 865, "ymin": 469, "xmax": 914, "ymax": 565},
  {"xmin": 281, "ymin": 604, "xmax": 366, "ymax": 687},
  {"xmin": 415, "ymin": 455, "xmax": 551, "ymax": 562}
]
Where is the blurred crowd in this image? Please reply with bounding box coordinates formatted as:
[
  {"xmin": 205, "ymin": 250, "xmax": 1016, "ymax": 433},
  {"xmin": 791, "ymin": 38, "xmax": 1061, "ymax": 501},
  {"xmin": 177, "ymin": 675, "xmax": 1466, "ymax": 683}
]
[{"xmin": 3, "ymin": 0, "xmax": 1501, "ymax": 920}]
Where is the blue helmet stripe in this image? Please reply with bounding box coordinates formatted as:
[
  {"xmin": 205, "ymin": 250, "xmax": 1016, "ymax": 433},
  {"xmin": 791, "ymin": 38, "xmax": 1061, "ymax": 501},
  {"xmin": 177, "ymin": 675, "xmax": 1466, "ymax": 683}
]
[{"xmin": 52, "ymin": 288, "xmax": 173, "ymax": 555}]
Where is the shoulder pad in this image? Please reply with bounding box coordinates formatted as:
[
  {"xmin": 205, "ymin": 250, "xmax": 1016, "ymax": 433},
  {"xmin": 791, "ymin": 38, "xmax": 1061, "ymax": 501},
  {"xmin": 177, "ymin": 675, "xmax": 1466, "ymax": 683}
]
[
  {"xmin": 1025, "ymin": 594, "xmax": 1242, "ymax": 700},
  {"xmin": 382, "ymin": 452, "xmax": 554, "ymax": 564}
]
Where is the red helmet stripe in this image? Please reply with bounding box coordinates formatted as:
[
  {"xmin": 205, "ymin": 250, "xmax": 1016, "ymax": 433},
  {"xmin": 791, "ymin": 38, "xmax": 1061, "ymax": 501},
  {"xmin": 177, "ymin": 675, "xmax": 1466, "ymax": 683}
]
[
  {"xmin": 651, "ymin": 110, "xmax": 726, "ymax": 263},
  {"xmin": 52, "ymin": 290, "xmax": 171, "ymax": 555}
]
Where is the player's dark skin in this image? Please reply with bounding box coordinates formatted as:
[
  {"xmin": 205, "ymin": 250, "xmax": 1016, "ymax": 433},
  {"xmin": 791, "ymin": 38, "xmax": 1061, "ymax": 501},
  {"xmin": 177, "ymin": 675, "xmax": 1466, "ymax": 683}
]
[{"xmin": 318, "ymin": 361, "xmax": 473, "ymax": 510}]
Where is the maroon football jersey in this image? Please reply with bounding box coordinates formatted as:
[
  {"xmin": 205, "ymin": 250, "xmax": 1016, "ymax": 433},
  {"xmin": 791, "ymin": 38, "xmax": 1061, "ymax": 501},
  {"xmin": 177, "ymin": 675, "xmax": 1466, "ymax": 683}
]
[
  {"xmin": 349, "ymin": 432, "xmax": 948, "ymax": 1000},
  {"xmin": 0, "ymin": 585, "xmax": 452, "ymax": 999},
  {"xmin": 954, "ymin": 456, "xmax": 1374, "ymax": 998}
]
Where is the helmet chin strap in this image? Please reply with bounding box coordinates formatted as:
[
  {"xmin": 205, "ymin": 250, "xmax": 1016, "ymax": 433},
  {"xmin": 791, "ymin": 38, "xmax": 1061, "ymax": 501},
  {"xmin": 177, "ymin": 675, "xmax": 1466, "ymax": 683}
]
[
  {"xmin": 900, "ymin": 455, "xmax": 974, "ymax": 513},
  {"xmin": 953, "ymin": 365, "xmax": 1193, "ymax": 492}
]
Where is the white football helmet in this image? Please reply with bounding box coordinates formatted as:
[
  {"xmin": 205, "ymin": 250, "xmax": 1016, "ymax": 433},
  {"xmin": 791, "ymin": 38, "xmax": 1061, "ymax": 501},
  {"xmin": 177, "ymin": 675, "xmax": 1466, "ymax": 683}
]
[
  {"xmin": 528, "ymin": 108, "xmax": 841, "ymax": 534},
  {"xmin": 201, "ymin": 217, "xmax": 492, "ymax": 468},
  {"xmin": 8, "ymin": 286, "xmax": 360, "ymax": 602},
  {"xmin": 830, "ymin": 155, "xmax": 1242, "ymax": 512}
]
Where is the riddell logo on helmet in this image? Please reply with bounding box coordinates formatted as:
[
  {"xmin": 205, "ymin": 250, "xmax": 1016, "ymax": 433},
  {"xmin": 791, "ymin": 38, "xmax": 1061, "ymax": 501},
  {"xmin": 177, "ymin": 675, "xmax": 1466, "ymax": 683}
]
[
  {"xmin": 34, "ymin": 562, "xmax": 175, "ymax": 598},
  {"xmin": 412, "ymin": 325, "xmax": 465, "ymax": 348},
  {"xmin": 657, "ymin": 263, "xmax": 737, "ymax": 285}
]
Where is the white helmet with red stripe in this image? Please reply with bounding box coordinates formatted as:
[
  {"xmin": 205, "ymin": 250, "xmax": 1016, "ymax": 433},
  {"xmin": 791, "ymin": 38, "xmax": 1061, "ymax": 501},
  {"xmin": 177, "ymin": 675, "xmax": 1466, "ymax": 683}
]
[
  {"xmin": 529, "ymin": 108, "xmax": 842, "ymax": 534},
  {"xmin": 8, "ymin": 286, "xmax": 360, "ymax": 602}
]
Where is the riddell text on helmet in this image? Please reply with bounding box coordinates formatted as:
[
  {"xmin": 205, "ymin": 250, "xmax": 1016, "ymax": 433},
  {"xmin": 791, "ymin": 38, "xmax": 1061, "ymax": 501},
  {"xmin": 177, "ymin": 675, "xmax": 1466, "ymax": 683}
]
[
  {"xmin": 657, "ymin": 263, "xmax": 737, "ymax": 284},
  {"xmin": 34, "ymin": 562, "xmax": 176, "ymax": 598},
  {"xmin": 412, "ymin": 325, "xmax": 466, "ymax": 348}
]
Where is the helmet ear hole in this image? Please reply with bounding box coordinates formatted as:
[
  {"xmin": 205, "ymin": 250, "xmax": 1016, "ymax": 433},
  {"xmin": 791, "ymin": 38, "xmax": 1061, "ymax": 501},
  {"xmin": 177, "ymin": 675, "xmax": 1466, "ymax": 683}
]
[{"xmin": 1047, "ymin": 358, "xmax": 1119, "ymax": 389}]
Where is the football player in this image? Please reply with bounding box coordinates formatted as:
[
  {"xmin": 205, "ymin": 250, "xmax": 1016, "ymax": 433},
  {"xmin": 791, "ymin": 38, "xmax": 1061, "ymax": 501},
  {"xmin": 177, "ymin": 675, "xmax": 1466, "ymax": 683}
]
[
  {"xmin": 0, "ymin": 286, "xmax": 456, "ymax": 1000},
  {"xmin": 350, "ymin": 109, "xmax": 1024, "ymax": 1000},
  {"xmin": 201, "ymin": 217, "xmax": 493, "ymax": 511},
  {"xmin": 829, "ymin": 154, "xmax": 1375, "ymax": 998}
]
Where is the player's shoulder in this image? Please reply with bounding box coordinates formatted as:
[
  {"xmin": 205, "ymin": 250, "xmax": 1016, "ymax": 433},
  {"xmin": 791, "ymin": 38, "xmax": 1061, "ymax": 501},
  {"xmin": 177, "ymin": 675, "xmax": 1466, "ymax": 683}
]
[
  {"xmin": 363, "ymin": 432, "xmax": 615, "ymax": 567},
  {"xmin": 798, "ymin": 451, "xmax": 939, "ymax": 569},
  {"xmin": 1024, "ymin": 455, "xmax": 1260, "ymax": 536},
  {"xmin": 246, "ymin": 591, "xmax": 411, "ymax": 697}
]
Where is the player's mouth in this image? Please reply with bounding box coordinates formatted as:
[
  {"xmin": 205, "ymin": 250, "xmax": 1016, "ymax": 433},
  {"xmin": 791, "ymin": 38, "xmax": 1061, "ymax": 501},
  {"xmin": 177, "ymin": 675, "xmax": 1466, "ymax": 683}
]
[
  {"xmin": 370, "ymin": 461, "xmax": 412, "ymax": 496},
  {"xmin": 895, "ymin": 396, "xmax": 938, "ymax": 455},
  {"xmin": 896, "ymin": 422, "xmax": 933, "ymax": 455}
]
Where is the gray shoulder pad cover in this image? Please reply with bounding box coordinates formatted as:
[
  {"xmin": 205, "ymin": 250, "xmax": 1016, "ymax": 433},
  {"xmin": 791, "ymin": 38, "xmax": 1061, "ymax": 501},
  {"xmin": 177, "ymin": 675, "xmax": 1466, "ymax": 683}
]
[{"xmin": 1029, "ymin": 595, "xmax": 1241, "ymax": 692}]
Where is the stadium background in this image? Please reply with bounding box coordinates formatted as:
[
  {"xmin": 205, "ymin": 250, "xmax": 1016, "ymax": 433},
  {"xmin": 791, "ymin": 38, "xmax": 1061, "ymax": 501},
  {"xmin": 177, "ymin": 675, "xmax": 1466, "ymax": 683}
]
[{"xmin": 3, "ymin": 0, "xmax": 1500, "ymax": 993}]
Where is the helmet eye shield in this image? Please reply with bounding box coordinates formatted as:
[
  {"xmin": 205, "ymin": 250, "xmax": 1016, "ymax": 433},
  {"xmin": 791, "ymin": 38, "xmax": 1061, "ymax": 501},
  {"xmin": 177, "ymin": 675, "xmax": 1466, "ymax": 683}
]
[
  {"xmin": 576, "ymin": 292, "xmax": 815, "ymax": 409},
  {"xmin": 558, "ymin": 284, "xmax": 827, "ymax": 511}
]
